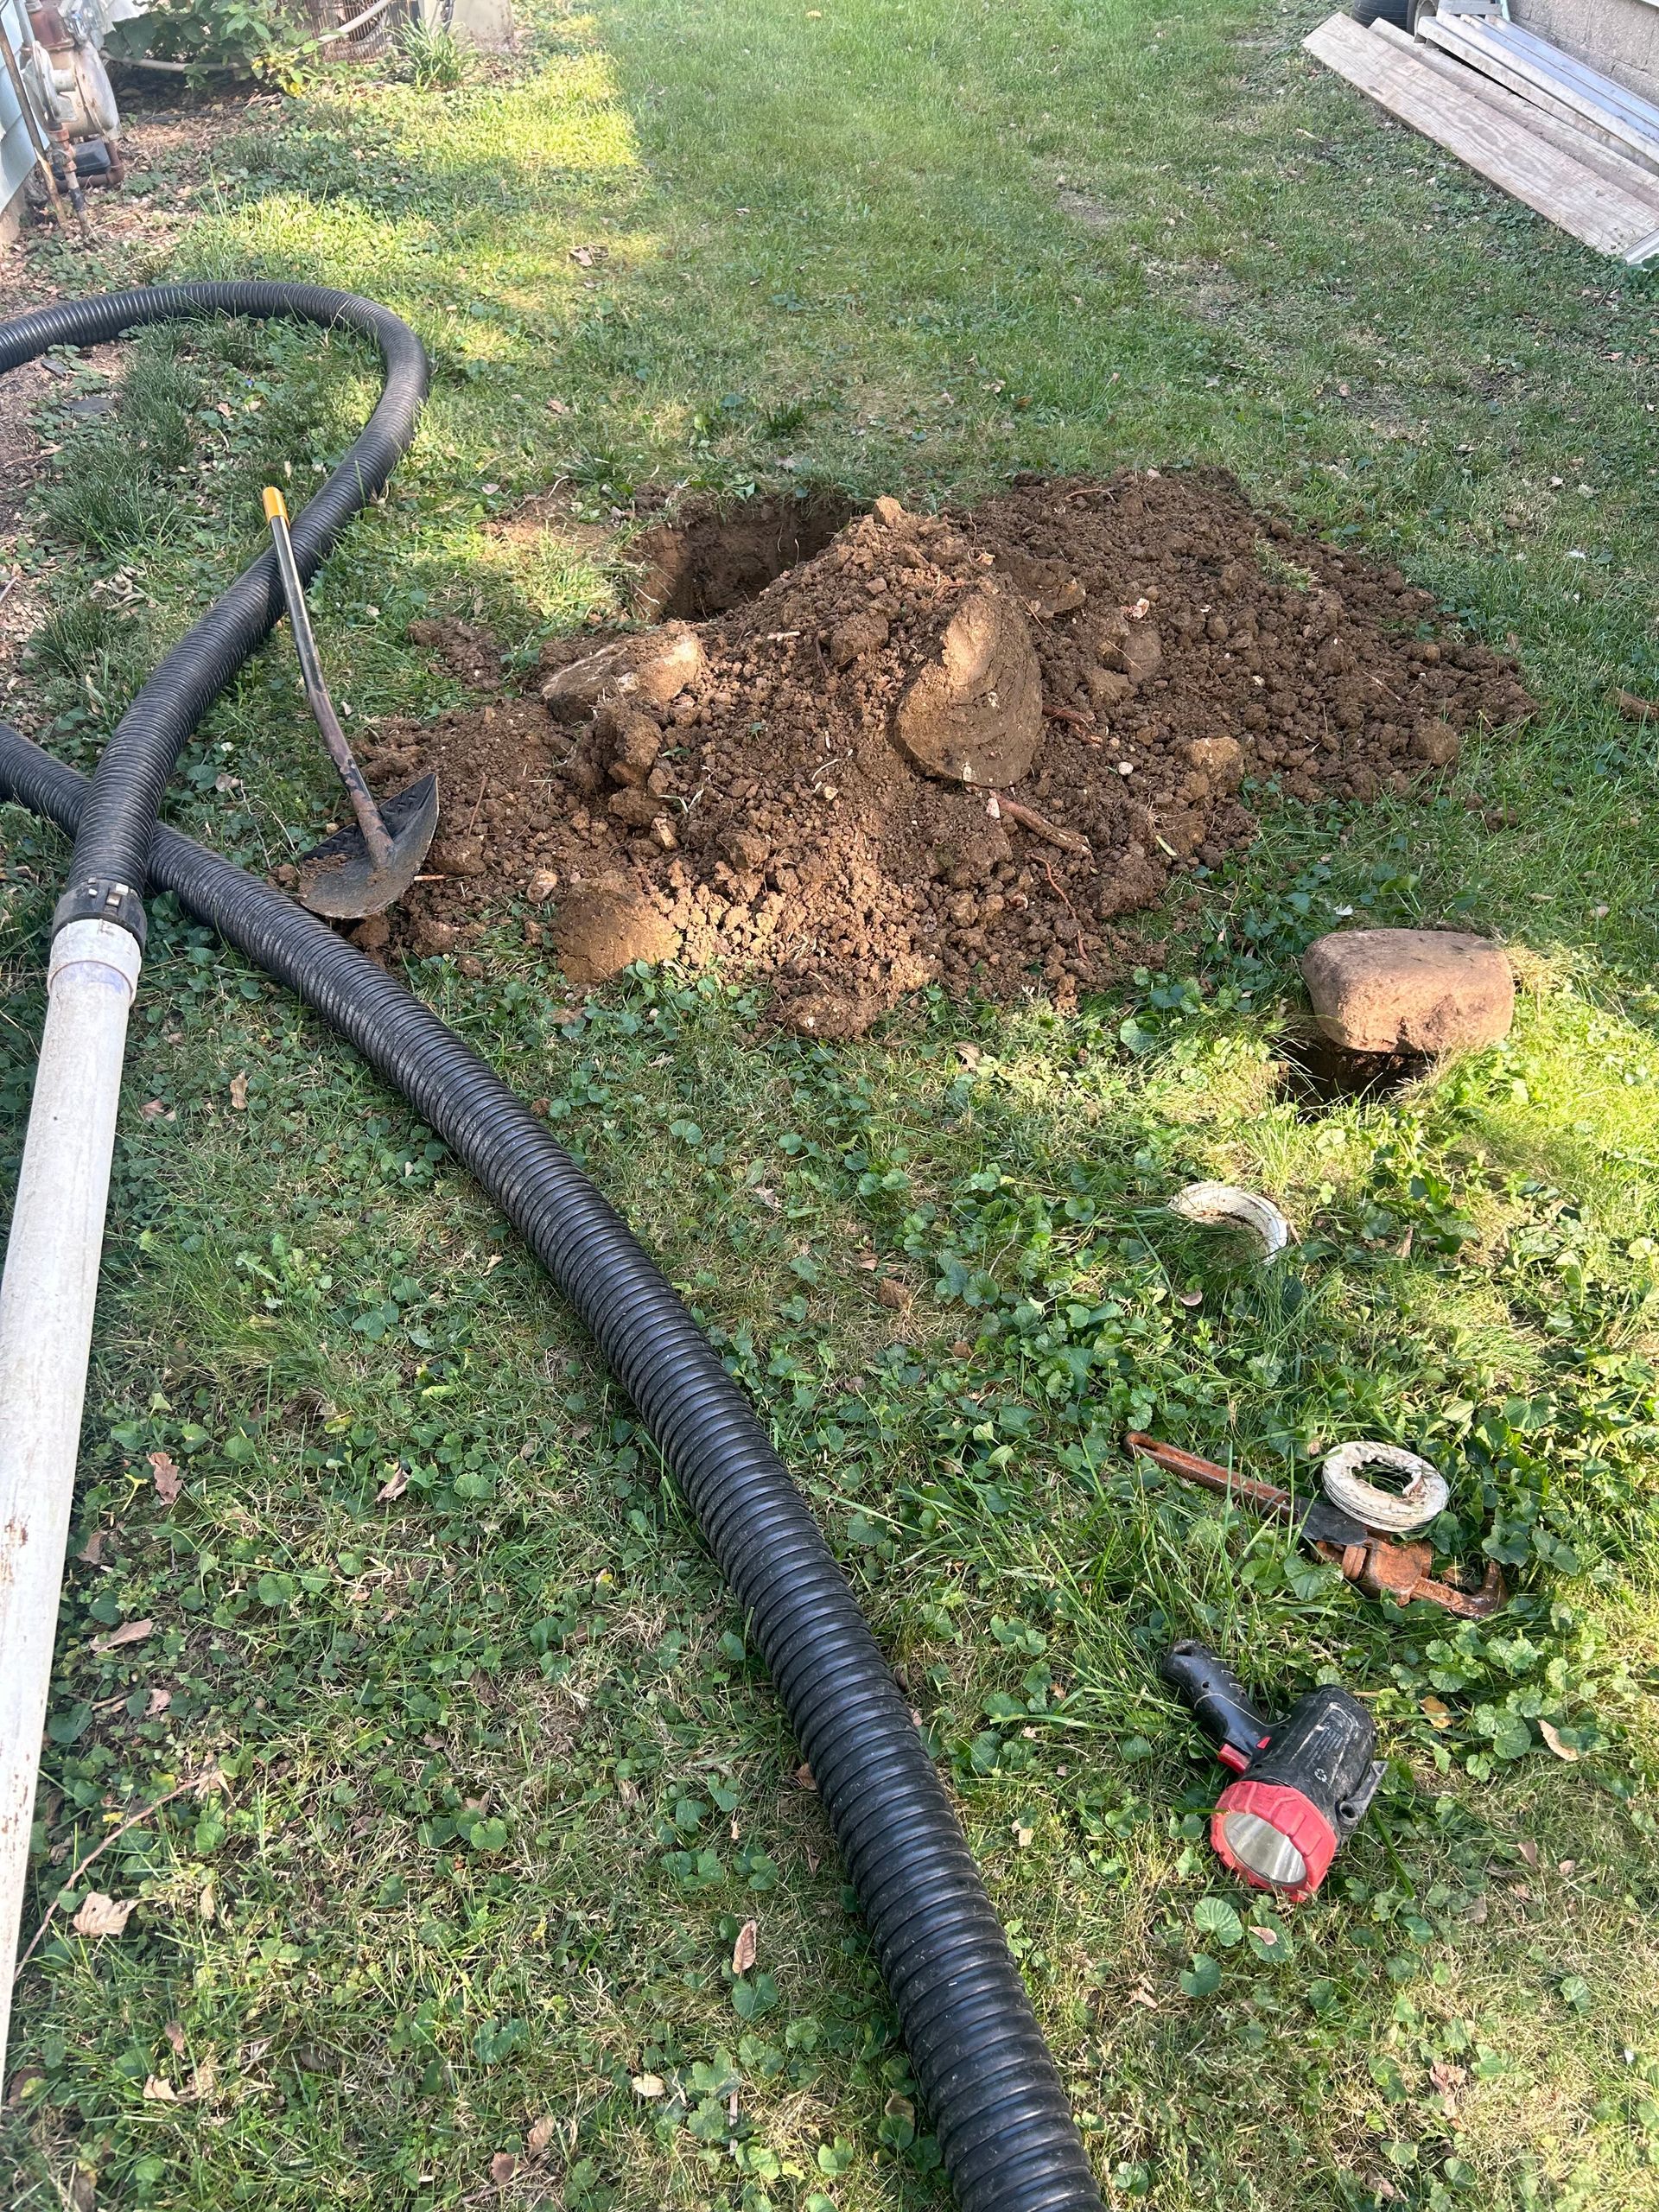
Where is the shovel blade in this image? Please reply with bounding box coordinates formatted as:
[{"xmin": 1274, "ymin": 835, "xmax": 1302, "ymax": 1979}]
[{"xmin": 296, "ymin": 775, "xmax": 440, "ymax": 920}]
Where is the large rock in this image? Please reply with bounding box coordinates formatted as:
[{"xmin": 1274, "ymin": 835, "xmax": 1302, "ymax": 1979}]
[
  {"xmin": 891, "ymin": 584, "xmax": 1043, "ymax": 788},
  {"xmin": 541, "ymin": 624, "xmax": 705, "ymax": 723},
  {"xmin": 1301, "ymin": 928, "xmax": 1513, "ymax": 1055},
  {"xmin": 551, "ymin": 883, "xmax": 679, "ymax": 985}
]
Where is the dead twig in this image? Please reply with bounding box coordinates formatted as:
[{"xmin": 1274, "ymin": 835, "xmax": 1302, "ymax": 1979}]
[
  {"xmin": 1614, "ymin": 689, "xmax": 1658, "ymax": 725},
  {"xmin": 13, "ymin": 1770, "xmax": 219, "ymax": 1980},
  {"xmin": 985, "ymin": 789, "xmax": 1092, "ymax": 856},
  {"xmin": 1042, "ymin": 704, "xmax": 1096, "ymax": 730},
  {"xmin": 1038, "ymin": 855, "xmax": 1087, "ymax": 962}
]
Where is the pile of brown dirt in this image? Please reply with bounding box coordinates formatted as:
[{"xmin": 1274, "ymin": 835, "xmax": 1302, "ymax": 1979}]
[{"xmin": 355, "ymin": 469, "xmax": 1534, "ymax": 1032}]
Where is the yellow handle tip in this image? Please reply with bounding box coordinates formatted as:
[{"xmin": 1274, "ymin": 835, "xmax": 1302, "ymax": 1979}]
[{"xmin": 262, "ymin": 486, "xmax": 289, "ymax": 524}]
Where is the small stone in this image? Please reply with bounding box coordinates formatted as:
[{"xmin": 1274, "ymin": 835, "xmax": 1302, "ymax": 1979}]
[
  {"xmin": 1122, "ymin": 620, "xmax": 1162, "ymax": 685},
  {"xmin": 526, "ymin": 868, "xmax": 560, "ymax": 902},
  {"xmin": 1186, "ymin": 734, "xmax": 1244, "ymax": 789},
  {"xmin": 829, "ymin": 610, "xmax": 890, "ymax": 668},
  {"xmin": 892, "ymin": 584, "xmax": 1043, "ymax": 787},
  {"xmin": 410, "ymin": 917, "xmax": 457, "ymax": 957},
  {"xmin": 872, "ymin": 495, "xmax": 907, "ymax": 526},
  {"xmin": 541, "ymin": 624, "xmax": 705, "ymax": 722},
  {"xmin": 1085, "ymin": 666, "xmax": 1135, "ymax": 712},
  {"xmin": 721, "ymin": 828, "xmax": 771, "ymax": 873},
  {"xmin": 609, "ymin": 786, "xmax": 667, "ymax": 829},
  {"xmin": 429, "ymin": 836, "xmax": 484, "ymax": 877},
  {"xmin": 994, "ymin": 550, "xmax": 1087, "ymax": 618},
  {"xmin": 1301, "ymin": 928, "xmax": 1514, "ymax": 1055},
  {"xmin": 1414, "ymin": 720, "xmax": 1462, "ymax": 767},
  {"xmin": 605, "ymin": 713, "xmax": 665, "ymax": 787},
  {"xmin": 551, "ymin": 884, "xmax": 679, "ymax": 984}
]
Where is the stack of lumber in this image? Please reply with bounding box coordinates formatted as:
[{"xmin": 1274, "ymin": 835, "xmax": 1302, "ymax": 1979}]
[{"xmin": 1305, "ymin": 10, "xmax": 1659, "ymax": 265}]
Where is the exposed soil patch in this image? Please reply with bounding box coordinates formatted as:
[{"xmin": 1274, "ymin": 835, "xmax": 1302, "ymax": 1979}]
[
  {"xmin": 1277, "ymin": 1030, "xmax": 1426, "ymax": 1115},
  {"xmin": 630, "ymin": 493, "xmax": 857, "ymax": 619},
  {"xmin": 359, "ymin": 469, "xmax": 1534, "ymax": 1032}
]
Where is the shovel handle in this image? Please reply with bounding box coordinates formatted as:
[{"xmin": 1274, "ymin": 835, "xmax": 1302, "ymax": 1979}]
[{"xmin": 264, "ymin": 487, "xmax": 394, "ymax": 874}]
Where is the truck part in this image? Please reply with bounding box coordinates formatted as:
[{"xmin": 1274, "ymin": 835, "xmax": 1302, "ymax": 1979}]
[
  {"xmin": 1320, "ymin": 1439, "xmax": 1448, "ymax": 1534},
  {"xmin": 1125, "ymin": 1431, "xmax": 1506, "ymax": 1618},
  {"xmin": 1160, "ymin": 1640, "xmax": 1384, "ymax": 1902},
  {"xmin": 0, "ymin": 17, "xmax": 71, "ymax": 228},
  {"xmin": 0, "ymin": 286, "xmax": 1104, "ymax": 2212},
  {"xmin": 263, "ymin": 485, "xmax": 439, "ymax": 918},
  {"xmin": 1166, "ymin": 1180, "xmax": 1292, "ymax": 1261}
]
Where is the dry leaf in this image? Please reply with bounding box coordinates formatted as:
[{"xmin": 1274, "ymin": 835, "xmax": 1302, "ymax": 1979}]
[
  {"xmin": 147, "ymin": 1688, "xmax": 172, "ymax": 1717},
  {"xmin": 1518, "ymin": 1837, "xmax": 1540, "ymax": 1868},
  {"xmin": 569, "ymin": 245, "xmax": 595, "ymax": 266},
  {"xmin": 631, "ymin": 2072, "xmax": 665, "ymax": 2099},
  {"xmin": 148, "ymin": 1451, "xmax": 181, "ymax": 1504},
  {"xmin": 78, "ymin": 1529, "xmax": 106, "ymax": 1565},
  {"xmin": 229, "ymin": 1071, "xmax": 248, "ymax": 1110},
  {"xmin": 489, "ymin": 2152, "xmax": 517, "ymax": 2187},
  {"xmin": 91, "ymin": 1618, "xmax": 153, "ymax": 1655},
  {"xmin": 377, "ymin": 1467, "xmax": 409, "ymax": 1503},
  {"xmin": 1420, "ymin": 1696, "xmax": 1452, "ymax": 1730},
  {"xmin": 72, "ymin": 1892, "xmax": 135, "ymax": 1938},
  {"xmin": 1539, "ymin": 1719, "xmax": 1580, "ymax": 1762},
  {"xmin": 731, "ymin": 1918, "xmax": 758, "ymax": 1975},
  {"xmin": 142, "ymin": 2075, "xmax": 177, "ymax": 2102},
  {"xmin": 1014, "ymin": 1822, "xmax": 1034, "ymax": 1848},
  {"xmin": 68, "ymin": 2172, "xmax": 95, "ymax": 2212},
  {"xmin": 199, "ymin": 1884, "xmax": 215, "ymax": 1923},
  {"xmin": 188, "ymin": 2062, "xmax": 216, "ymax": 2101},
  {"xmin": 953, "ymin": 1041, "xmax": 982, "ymax": 1069},
  {"xmin": 163, "ymin": 2022, "xmax": 186, "ymax": 2058},
  {"xmin": 526, "ymin": 2116, "xmax": 556, "ymax": 2158},
  {"xmin": 793, "ymin": 1761, "xmax": 817, "ymax": 1792}
]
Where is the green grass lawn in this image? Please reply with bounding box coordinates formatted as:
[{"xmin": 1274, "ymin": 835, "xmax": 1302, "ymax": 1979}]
[{"xmin": 2, "ymin": 0, "xmax": 1659, "ymax": 2206}]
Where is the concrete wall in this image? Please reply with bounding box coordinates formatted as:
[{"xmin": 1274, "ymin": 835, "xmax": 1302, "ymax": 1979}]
[{"xmin": 1514, "ymin": 0, "xmax": 1659, "ymax": 107}]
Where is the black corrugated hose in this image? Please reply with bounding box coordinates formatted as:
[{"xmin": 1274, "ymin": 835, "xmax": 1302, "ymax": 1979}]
[
  {"xmin": 0, "ymin": 283, "xmax": 428, "ymax": 944},
  {"xmin": 0, "ymin": 285, "xmax": 1103, "ymax": 2212}
]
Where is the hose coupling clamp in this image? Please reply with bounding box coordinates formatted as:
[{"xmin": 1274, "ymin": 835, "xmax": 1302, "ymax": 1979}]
[{"xmin": 51, "ymin": 875, "xmax": 148, "ymax": 948}]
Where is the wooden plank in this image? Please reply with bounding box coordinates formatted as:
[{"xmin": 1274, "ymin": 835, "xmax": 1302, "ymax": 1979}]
[
  {"xmin": 1375, "ymin": 19, "xmax": 1659, "ymax": 210},
  {"xmin": 1417, "ymin": 16, "xmax": 1656, "ymax": 172},
  {"xmin": 1303, "ymin": 14, "xmax": 1659, "ymax": 263},
  {"xmin": 1436, "ymin": 17, "xmax": 1659, "ymax": 170}
]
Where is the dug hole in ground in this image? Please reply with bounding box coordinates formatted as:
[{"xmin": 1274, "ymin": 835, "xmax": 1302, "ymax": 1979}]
[{"xmin": 351, "ymin": 467, "xmax": 1536, "ymax": 1032}]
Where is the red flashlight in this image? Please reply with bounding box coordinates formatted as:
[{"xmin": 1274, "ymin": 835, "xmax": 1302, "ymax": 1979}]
[{"xmin": 1160, "ymin": 1640, "xmax": 1383, "ymax": 1904}]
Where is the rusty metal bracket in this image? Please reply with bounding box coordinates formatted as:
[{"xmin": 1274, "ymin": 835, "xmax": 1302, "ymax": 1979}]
[{"xmin": 1124, "ymin": 1432, "xmax": 1506, "ymax": 1619}]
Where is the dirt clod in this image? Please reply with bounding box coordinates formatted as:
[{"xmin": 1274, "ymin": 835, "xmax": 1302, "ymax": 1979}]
[
  {"xmin": 540, "ymin": 623, "xmax": 705, "ymax": 722},
  {"xmin": 893, "ymin": 583, "xmax": 1044, "ymax": 787},
  {"xmin": 550, "ymin": 881, "xmax": 681, "ymax": 985},
  {"xmin": 379, "ymin": 471, "xmax": 1534, "ymax": 1026}
]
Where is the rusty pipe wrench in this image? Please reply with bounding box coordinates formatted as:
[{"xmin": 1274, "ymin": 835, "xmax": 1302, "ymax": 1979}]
[{"xmin": 1124, "ymin": 1433, "xmax": 1506, "ymax": 1619}]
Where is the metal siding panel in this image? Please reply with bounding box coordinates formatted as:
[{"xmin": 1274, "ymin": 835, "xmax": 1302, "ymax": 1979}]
[{"xmin": 1, "ymin": 0, "xmax": 38, "ymax": 203}]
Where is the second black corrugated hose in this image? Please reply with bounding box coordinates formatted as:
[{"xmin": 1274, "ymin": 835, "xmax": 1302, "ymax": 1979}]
[{"xmin": 0, "ymin": 283, "xmax": 1104, "ymax": 2212}]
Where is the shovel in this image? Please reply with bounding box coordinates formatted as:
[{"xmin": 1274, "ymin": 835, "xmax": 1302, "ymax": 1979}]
[{"xmin": 263, "ymin": 486, "xmax": 439, "ymax": 920}]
